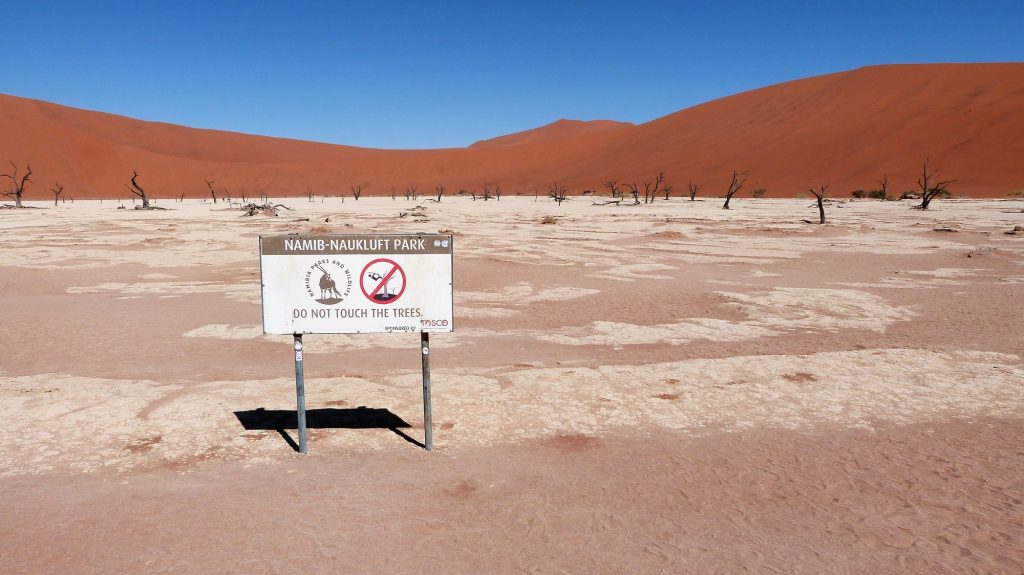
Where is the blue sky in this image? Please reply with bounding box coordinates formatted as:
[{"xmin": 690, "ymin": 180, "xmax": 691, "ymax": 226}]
[{"xmin": 3, "ymin": 1, "xmax": 1021, "ymax": 149}]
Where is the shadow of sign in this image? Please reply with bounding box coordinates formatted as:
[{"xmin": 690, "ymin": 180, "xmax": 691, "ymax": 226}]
[{"xmin": 234, "ymin": 406, "xmax": 422, "ymax": 451}]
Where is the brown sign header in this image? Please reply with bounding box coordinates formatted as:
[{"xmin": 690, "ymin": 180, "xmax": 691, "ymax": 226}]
[{"xmin": 260, "ymin": 234, "xmax": 453, "ymax": 256}]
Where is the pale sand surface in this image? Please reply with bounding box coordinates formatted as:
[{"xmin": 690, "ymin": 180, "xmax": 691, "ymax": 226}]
[{"xmin": 1, "ymin": 197, "xmax": 1022, "ymax": 573}]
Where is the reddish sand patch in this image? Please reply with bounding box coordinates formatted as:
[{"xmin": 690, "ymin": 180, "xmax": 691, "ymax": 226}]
[{"xmin": 3, "ymin": 420, "xmax": 1023, "ymax": 574}]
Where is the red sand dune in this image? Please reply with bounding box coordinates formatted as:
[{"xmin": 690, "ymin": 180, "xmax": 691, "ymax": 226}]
[
  {"xmin": 469, "ymin": 119, "xmax": 634, "ymax": 149},
  {"xmin": 1, "ymin": 63, "xmax": 1022, "ymax": 199}
]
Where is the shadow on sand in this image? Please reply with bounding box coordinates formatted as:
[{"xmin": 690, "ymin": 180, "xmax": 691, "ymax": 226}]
[{"xmin": 234, "ymin": 406, "xmax": 423, "ymax": 451}]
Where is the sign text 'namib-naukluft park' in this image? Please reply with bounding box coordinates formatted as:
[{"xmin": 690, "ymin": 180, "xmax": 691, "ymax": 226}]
[{"xmin": 260, "ymin": 234, "xmax": 453, "ymax": 335}]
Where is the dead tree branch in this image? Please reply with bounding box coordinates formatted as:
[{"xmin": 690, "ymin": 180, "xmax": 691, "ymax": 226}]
[
  {"xmin": 1, "ymin": 162, "xmax": 32, "ymax": 208},
  {"xmin": 128, "ymin": 170, "xmax": 151, "ymax": 209},
  {"xmin": 722, "ymin": 171, "xmax": 749, "ymax": 209},
  {"xmin": 807, "ymin": 185, "xmax": 829, "ymax": 224},
  {"xmin": 548, "ymin": 182, "xmax": 567, "ymax": 205},
  {"xmin": 688, "ymin": 182, "xmax": 702, "ymax": 201},
  {"xmin": 603, "ymin": 180, "xmax": 621, "ymax": 199},
  {"xmin": 916, "ymin": 159, "xmax": 956, "ymax": 210},
  {"xmin": 205, "ymin": 178, "xmax": 217, "ymax": 204},
  {"xmin": 626, "ymin": 183, "xmax": 640, "ymax": 205}
]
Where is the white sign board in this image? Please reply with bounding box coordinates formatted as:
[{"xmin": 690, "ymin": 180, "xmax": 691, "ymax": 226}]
[{"xmin": 260, "ymin": 234, "xmax": 453, "ymax": 334}]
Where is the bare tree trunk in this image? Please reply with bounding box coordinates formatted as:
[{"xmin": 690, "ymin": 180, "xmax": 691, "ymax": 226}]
[
  {"xmin": 2, "ymin": 162, "xmax": 32, "ymax": 208},
  {"xmin": 644, "ymin": 172, "xmax": 664, "ymax": 204},
  {"xmin": 722, "ymin": 171, "xmax": 748, "ymax": 209},
  {"xmin": 129, "ymin": 170, "xmax": 150, "ymax": 209},
  {"xmin": 603, "ymin": 180, "xmax": 620, "ymax": 199},
  {"xmin": 51, "ymin": 183, "xmax": 63, "ymax": 206},
  {"xmin": 688, "ymin": 182, "xmax": 701, "ymax": 201},
  {"xmin": 205, "ymin": 179, "xmax": 217, "ymax": 204},
  {"xmin": 548, "ymin": 183, "xmax": 567, "ymax": 205},
  {"xmin": 917, "ymin": 160, "xmax": 955, "ymax": 210},
  {"xmin": 807, "ymin": 185, "xmax": 829, "ymax": 224},
  {"xmin": 627, "ymin": 183, "xmax": 640, "ymax": 205}
]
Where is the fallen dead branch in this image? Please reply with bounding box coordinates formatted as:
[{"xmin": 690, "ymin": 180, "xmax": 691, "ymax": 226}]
[{"xmin": 240, "ymin": 202, "xmax": 292, "ymax": 217}]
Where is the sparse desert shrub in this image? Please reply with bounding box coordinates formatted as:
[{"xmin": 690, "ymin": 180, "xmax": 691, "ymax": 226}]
[
  {"xmin": 751, "ymin": 188, "xmax": 767, "ymax": 198},
  {"xmin": 1007, "ymin": 190, "xmax": 1023, "ymax": 198},
  {"xmin": 867, "ymin": 190, "xmax": 888, "ymax": 200},
  {"xmin": 851, "ymin": 190, "xmax": 866, "ymax": 199},
  {"xmin": 540, "ymin": 215, "xmax": 558, "ymax": 224}
]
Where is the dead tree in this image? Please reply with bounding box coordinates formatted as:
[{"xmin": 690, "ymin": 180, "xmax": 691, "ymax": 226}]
[
  {"xmin": 548, "ymin": 182, "xmax": 567, "ymax": 205},
  {"xmin": 306, "ymin": 186, "xmax": 315, "ymax": 203},
  {"xmin": 351, "ymin": 184, "xmax": 364, "ymax": 200},
  {"xmin": 494, "ymin": 185, "xmax": 501, "ymax": 201},
  {"xmin": 807, "ymin": 185, "xmax": 829, "ymax": 224},
  {"xmin": 875, "ymin": 175, "xmax": 889, "ymax": 200},
  {"xmin": 626, "ymin": 183, "xmax": 640, "ymax": 205},
  {"xmin": 644, "ymin": 172, "xmax": 665, "ymax": 204},
  {"xmin": 51, "ymin": 182, "xmax": 64, "ymax": 206},
  {"xmin": 405, "ymin": 184, "xmax": 417, "ymax": 200},
  {"xmin": 1, "ymin": 162, "xmax": 32, "ymax": 208},
  {"xmin": 482, "ymin": 185, "xmax": 494, "ymax": 201},
  {"xmin": 687, "ymin": 182, "xmax": 701, "ymax": 201},
  {"xmin": 916, "ymin": 160, "xmax": 955, "ymax": 210},
  {"xmin": 663, "ymin": 183, "xmax": 673, "ymax": 200},
  {"xmin": 603, "ymin": 180, "xmax": 621, "ymax": 199},
  {"xmin": 205, "ymin": 179, "xmax": 217, "ymax": 204},
  {"xmin": 722, "ymin": 171, "xmax": 749, "ymax": 209},
  {"xmin": 127, "ymin": 170, "xmax": 151, "ymax": 209},
  {"xmin": 434, "ymin": 183, "xmax": 445, "ymax": 202}
]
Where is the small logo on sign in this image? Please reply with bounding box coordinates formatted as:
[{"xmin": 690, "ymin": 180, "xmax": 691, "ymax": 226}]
[{"xmin": 305, "ymin": 259, "xmax": 353, "ymax": 305}]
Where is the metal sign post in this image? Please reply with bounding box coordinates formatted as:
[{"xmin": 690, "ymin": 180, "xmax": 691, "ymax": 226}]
[
  {"xmin": 421, "ymin": 331, "xmax": 432, "ymax": 451},
  {"xmin": 294, "ymin": 334, "xmax": 308, "ymax": 454}
]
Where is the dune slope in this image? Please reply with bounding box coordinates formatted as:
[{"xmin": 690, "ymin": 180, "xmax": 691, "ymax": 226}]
[{"xmin": 0, "ymin": 63, "xmax": 1021, "ymax": 199}]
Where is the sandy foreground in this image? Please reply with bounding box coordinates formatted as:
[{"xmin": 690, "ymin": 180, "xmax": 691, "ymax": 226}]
[{"xmin": 1, "ymin": 196, "xmax": 1022, "ymax": 574}]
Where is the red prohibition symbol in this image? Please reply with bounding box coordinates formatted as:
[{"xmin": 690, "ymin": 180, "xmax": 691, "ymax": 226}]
[{"xmin": 360, "ymin": 258, "xmax": 407, "ymax": 304}]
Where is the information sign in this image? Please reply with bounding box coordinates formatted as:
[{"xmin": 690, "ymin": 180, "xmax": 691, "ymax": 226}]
[{"xmin": 260, "ymin": 234, "xmax": 453, "ymax": 334}]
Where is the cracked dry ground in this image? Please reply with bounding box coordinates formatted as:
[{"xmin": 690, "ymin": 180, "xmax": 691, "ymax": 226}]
[{"xmin": 2, "ymin": 198, "xmax": 1023, "ymax": 574}]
